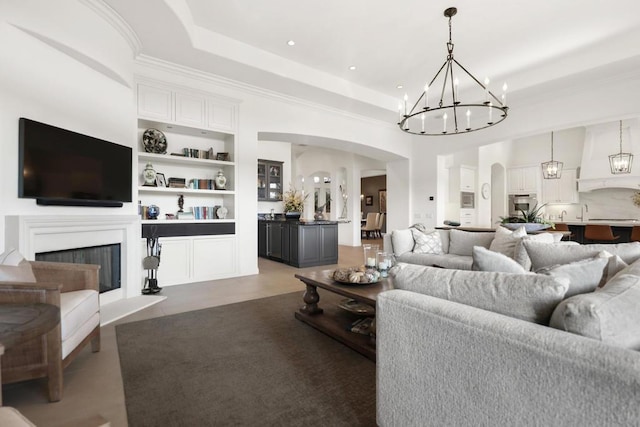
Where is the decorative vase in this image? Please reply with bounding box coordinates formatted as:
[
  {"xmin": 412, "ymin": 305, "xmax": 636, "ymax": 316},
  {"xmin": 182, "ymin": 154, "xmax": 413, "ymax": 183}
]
[
  {"xmin": 214, "ymin": 170, "xmax": 227, "ymax": 190},
  {"xmin": 142, "ymin": 163, "xmax": 157, "ymax": 186},
  {"xmin": 285, "ymin": 212, "xmax": 301, "ymax": 220}
]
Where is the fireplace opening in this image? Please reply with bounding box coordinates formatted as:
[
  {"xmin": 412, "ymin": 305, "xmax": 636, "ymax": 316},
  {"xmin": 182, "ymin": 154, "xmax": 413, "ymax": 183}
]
[{"xmin": 36, "ymin": 244, "xmax": 121, "ymax": 293}]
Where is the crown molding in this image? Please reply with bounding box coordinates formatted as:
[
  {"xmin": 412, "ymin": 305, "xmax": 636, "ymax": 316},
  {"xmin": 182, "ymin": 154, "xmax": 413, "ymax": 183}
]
[
  {"xmin": 134, "ymin": 54, "xmax": 397, "ymax": 129},
  {"xmin": 80, "ymin": 0, "xmax": 142, "ymax": 55}
]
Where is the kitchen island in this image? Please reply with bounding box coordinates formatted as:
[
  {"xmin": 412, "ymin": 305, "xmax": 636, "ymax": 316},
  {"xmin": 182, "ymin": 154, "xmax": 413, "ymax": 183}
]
[
  {"xmin": 556, "ymin": 219, "xmax": 639, "ymax": 243},
  {"xmin": 258, "ymin": 218, "xmax": 338, "ymax": 267}
]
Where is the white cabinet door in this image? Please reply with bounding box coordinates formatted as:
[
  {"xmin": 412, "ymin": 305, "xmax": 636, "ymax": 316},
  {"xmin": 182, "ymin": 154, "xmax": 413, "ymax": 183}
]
[
  {"xmin": 541, "ymin": 178, "xmax": 559, "ymax": 204},
  {"xmin": 507, "ymin": 166, "xmax": 539, "ymax": 194},
  {"xmin": 207, "ymin": 101, "xmax": 235, "ymax": 132},
  {"xmin": 138, "ymin": 84, "xmax": 173, "ymax": 121},
  {"xmin": 460, "ymin": 167, "xmax": 475, "ymax": 191},
  {"xmin": 155, "ymin": 238, "xmax": 191, "ymax": 286},
  {"xmin": 175, "ymin": 92, "xmax": 206, "ymax": 127},
  {"xmin": 192, "ymin": 236, "xmax": 237, "ymax": 280},
  {"xmin": 541, "ymin": 169, "xmax": 578, "ymax": 204},
  {"xmin": 459, "ymin": 208, "xmax": 476, "ymax": 226}
]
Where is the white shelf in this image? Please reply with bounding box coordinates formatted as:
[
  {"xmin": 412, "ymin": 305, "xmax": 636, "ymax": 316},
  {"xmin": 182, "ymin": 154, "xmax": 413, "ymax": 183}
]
[
  {"xmin": 139, "ymin": 152, "xmax": 235, "ymax": 167},
  {"xmin": 138, "ymin": 186, "xmax": 235, "ymax": 195},
  {"xmin": 141, "ymin": 219, "xmax": 235, "ymax": 224}
]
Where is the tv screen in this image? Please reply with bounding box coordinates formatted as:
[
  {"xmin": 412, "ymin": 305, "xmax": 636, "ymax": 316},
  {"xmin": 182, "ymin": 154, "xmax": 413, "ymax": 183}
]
[{"xmin": 19, "ymin": 118, "xmax": 132, "ymax": 206}]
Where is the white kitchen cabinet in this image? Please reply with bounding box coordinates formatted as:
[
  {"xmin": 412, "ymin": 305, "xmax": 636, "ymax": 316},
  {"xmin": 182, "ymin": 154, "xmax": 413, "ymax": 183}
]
[
  {"xmin": 507, "ymin": 166, "xmax": 539, "ymax": 194},
  {"xmin": 449, "ymin": 165, "xmax": 476, "ymax": 202},
  {"xmin": 207, "ymin": 100, "xmax": 236, "ymax": 132},
  {"xmin": 175, "ymin": 92, "xmax": 206, "ymax": 127},
  {"xmin": 459, "ymin": 208, "xmax": 476, "ymax": 226},
  {"xmin": 542, "ymin": 169, "xmax": 578, "ymax": 204},
  {"xmin": 137, "ymin": 84, "xmax": 173, "ymax": 122}
]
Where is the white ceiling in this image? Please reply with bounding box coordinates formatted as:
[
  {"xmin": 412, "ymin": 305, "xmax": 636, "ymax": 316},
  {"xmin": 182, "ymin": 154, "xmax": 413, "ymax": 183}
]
[{"xmin": 104, "ymin": 0, "xmax": 640, "ymax": 121}]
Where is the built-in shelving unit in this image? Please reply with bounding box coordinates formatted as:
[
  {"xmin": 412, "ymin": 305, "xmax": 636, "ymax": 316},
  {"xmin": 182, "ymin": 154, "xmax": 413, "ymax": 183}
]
[{"xmin": 135, "ymin": 80, "xmax": 240, "ymax": 286}]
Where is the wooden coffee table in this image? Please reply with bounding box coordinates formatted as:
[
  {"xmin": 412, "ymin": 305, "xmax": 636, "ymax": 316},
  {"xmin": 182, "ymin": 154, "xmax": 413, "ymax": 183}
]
[{"xmin": 294, "ymin": 269, "xmax": 394, "ymax": 361}]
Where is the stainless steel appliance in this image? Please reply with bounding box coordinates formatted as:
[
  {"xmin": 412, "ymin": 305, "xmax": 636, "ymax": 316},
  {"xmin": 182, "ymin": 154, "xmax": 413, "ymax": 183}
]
[
  {"xmin": 460, "ymin": 192, "xmax": 475, "ymax": 208},
  {"xmin": 508, "ymin": 194, "xmax": 537, "ymax": 217}
]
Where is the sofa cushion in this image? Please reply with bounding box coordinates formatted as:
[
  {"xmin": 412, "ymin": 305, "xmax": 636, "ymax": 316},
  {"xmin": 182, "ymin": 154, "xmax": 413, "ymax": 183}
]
[
  {"xmin": 537, "ymin": 256, "xmax": 608, "ymax": 298},
  {"xmin": 0, "ymin": 248, "xmax": 36, "ymax": 283},
  {"xmin": 397, "ymin": 253, "xmax": 472, "ymax": 270},
  {"xmin": 489, "ymin": 225, "xmax": 526, "ymax": 258},
  {"xmin": 391, "ymin": 263, "xmax": 569, "ymax": 324},
  {"xmin": 472, "ymin": 246, "xmax": 527, "ymax": 273},
  {"xmin": 60, "ymin": 289, "xmax": 99, "ymax": 341},
  {"xmin": 391, "ymin": 229, "xmax": 415, "ymax": 256},
  {"xmin": 513, "ymin": 233, "xmax": 557, "ymax": 270},
  {"xmin": 523, "ymin": 241, "xmax": 640, "ymax": 271},
  {"xmin": 549, "ymin": 273, "xmax": 640, "ymax": 350},
  {"xmin": 596, "ymin": 251, "xmax": 628, "ymax": 287},
  {"xmin": 411, "ymin": 228, "xmax": 444, "ymax": 254},
  {"xmin": 448, "ymin": 229, "xmax": 494, "ymax": 256}
]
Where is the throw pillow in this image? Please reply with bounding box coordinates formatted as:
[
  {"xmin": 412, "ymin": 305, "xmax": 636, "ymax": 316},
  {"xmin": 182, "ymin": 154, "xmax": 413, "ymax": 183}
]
[
  {"xmin": 513, "ymin": 233, "xmax": 557, "ymax": 270},
  {"xmin": 472, "ymin": 246, "xmax": 527, "ymax": 273},
  {"xmin": 523, "ymin": 241, "xmax": 640, "ymax": 271},
  {"xmin": 448, "ymin": 229, "xmax": 495, "ymax": 257},
  {"xmin": 596, "ymin": 250, "xmax": 628, "ymax": 287},
  {"xmin": 411, "ymin": 228, "xmax": 444, "ymax": 254},
  {"xmin": 549, "ymin": 273, "xmax": 640, "ymax": 350},
  {"xmin": 536, "ymin": 256, "xmax": 608, "ymax": 298},
  {"xmin": 391, "ymin": 262, "xmax": 569, "ymax": 324},
  {"xmin": 489, "ymin": 225, "xmax": 526, "ymax": 258},
  {"xmin": 0, "ymin": 248, "xmax": 36, "ymax": 283},
  {"xmin": 390, "ymin": 229, "xmax": 415, "ymax": 256}
]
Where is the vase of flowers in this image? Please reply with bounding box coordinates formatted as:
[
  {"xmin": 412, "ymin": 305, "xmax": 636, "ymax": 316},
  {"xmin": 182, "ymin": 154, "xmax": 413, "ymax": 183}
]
[{"xmin": 283, "ymin": 186, "xmax": 308, "ymax": 220}]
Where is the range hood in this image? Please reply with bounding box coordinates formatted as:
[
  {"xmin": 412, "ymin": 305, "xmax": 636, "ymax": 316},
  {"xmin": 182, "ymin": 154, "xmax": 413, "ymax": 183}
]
[{"xmin": 577, "ymin": 119, "xmax": 640, "ymax": 192}]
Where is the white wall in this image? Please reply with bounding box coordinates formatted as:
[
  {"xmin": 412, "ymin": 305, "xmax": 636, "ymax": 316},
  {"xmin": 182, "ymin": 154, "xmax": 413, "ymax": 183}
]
[{"xmin": 0, "ymin": 1, "xmax": 136, "ymax": 253}]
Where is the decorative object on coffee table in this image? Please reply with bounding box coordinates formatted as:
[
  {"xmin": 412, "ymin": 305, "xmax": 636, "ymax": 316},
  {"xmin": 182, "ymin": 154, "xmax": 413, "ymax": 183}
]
[
  {"xmin": 142, "ymin": 128, "xmax": 167, "ymax": 154},
  {"xmin": 500, "ymin": 202, "xmax": 553, "ymax": 232}
]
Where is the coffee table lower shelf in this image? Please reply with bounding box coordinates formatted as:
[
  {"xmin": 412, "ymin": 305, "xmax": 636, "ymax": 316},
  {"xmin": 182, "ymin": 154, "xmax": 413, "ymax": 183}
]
[{"xmin": 295, "ymin": 305, "xmax": 376, "ymax": 361}]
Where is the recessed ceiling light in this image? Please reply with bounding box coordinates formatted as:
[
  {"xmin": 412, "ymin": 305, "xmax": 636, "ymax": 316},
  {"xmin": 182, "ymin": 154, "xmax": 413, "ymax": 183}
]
[
  {"xmin": 287, "ymin": 40, "xmax": 295, "ymax": 46},
  {"xmin": 396, "ymin": 85, "xmax": 403, "ymax": 89},
  {"xmin": 349, "ymin": 65, "xmax": 357, "ymax": 71}
]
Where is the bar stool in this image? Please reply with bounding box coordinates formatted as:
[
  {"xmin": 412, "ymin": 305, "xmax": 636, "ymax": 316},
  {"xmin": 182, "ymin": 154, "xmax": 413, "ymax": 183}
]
[
  {"xmin": 630, "ymin": 226, "xmax": 640, "ymax": 242},
  {"xmin": 584, "ymin": 224, "xmax": 620, "ymax": 243},
  {"xmin": 553, "ymin": 223, "xmax": 574, "ymax": 241}
]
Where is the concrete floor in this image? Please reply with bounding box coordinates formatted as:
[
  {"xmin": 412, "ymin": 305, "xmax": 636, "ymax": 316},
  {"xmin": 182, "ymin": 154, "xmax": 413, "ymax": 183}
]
[{"xmin": 3, "ymin": 240, "xmax": 380, "ymax": 426}]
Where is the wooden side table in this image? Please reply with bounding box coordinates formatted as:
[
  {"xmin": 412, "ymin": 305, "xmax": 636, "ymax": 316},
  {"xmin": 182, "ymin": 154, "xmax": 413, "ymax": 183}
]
[{"xmin": 0, "ymin": 303, "xmax": 60, "ymax": 404}]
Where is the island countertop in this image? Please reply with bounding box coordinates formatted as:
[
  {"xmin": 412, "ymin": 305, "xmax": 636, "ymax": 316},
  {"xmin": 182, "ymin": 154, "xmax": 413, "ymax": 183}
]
[{"xmin": 258, "ymin": 218, "xmax": 338, "ymax": 225}]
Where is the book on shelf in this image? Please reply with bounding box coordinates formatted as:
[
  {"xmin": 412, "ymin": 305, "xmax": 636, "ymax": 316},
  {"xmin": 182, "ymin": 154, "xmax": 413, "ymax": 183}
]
[
  {"xmin": 177, "ymin": 211, "xmax": 194, "ymax": 220},
  {"xmin": 191, "ymin": 206, "xmax": 222, "ymax": 220},
  {"xmin": 181, "ymin": 147, "xmax": 215, "ymax": 159}
]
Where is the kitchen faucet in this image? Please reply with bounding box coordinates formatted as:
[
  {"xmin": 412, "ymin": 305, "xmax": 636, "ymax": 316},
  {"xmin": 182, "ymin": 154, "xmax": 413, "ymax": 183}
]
[
  {"xmin": 577, "ymin": 204, "xmax": 589, "ymax": 221},
  {"xmin": 560, "ymin": 210, "xmax": 567, "ymax": 221}
]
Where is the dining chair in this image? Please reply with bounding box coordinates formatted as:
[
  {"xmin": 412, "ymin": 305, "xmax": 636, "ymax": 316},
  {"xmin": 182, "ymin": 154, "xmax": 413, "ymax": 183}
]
[
  {"xmin": 361, "ymin": 213, "xmax": 379, "ymax": 239},
  {"xmin": 630, "ymin": 226, "xmax": 640, "ymax": 242},
  {"xmin": 553, "ymin": 223, "xmax": 574, "ymax": 241},
  {"xmin": 375, "ymin": 213, "xmax": 385, "ymax": 238}
]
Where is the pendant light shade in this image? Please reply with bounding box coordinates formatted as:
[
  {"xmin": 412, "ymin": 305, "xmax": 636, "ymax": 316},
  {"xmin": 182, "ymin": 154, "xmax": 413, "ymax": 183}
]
[
  {"xmin": 541, "ymin": 131, "xmax": 563, "ymax": 179},
  {"xmin": 609, "ymin": 120, "xmax": 633, "ymax": 174}
]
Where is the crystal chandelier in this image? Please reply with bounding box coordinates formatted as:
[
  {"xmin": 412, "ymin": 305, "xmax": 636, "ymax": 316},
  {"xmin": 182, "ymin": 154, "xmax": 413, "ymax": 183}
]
[
  {"xmin": 609, "ymin": 120, "xmax": 633, "ymax": 174},
  {"xmin": 541, "ymin": 132, "xmax": 563, "ymax": 179},
  {"xmin": 397, "ymin": 7, "xmax": 508, "ymax": 136}
]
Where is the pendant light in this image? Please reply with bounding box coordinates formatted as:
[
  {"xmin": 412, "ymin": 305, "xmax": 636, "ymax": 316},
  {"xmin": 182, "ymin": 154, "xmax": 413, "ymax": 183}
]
[
  {"xmin": 541, "ymin": 131, "xmax": 563, "ymax": 179},
  {"xmin": 609, "ymin": 120, "xmax": 633, "ymax": 174}
]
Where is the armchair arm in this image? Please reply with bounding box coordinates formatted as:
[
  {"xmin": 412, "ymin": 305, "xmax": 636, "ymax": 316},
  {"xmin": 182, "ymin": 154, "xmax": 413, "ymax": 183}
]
[
  {"xmin": 29, "ymin": 261, "xmax": 99, "ymax": 293},
  {"xmin": 0, "ymin": 281, "xmax": 62, "ymax": 306}
]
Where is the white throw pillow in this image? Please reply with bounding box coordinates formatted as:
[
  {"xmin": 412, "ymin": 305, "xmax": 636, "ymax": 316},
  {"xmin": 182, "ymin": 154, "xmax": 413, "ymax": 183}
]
[
  {"xmin": 472, "ymin": 246, "xmax": 527, "ymax": 273},
  {"xmin": 448, "ymin": 229, "xmax": 495, "ymax": 256},
  {"xmin": 536, "ymin": 256, "xmax": 609, "ymax": 298},
  {"xmin": 596, "ymin": 250, "xmax": 629, "ymax": 287},
  {"xmin": 411, "ymin": 228, "xmax": 444, "ymax": 254},
  {"xmin": 489, "ymin": 225, "xmax": 526, "ymax": 258},
  {"xmin": 513, "ymin": 233, "xmax": 556, "ymax": 270},
  {"xmin": 390, "ymin": 229, "xmax": 415, "ymax": 256}
]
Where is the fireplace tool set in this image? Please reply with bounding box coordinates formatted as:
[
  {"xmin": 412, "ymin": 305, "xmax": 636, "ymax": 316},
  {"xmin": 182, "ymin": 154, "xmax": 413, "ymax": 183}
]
[{"xmin": 142, "ymin": 236, "xmax": 162, "ymax": 294}]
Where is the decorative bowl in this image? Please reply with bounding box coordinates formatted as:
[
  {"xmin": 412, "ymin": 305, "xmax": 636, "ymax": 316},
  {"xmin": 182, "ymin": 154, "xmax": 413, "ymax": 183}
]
[{"xmin": 501, "ymin": 223, "xmax": 550, "ymax": 232}]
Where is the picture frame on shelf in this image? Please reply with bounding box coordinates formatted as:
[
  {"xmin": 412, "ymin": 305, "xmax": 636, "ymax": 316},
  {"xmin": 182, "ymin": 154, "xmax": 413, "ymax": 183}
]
[
  {"xmin": 156, "ymin": 173, "xmax": 167, "ymax": 188},
  {"xmin": 216, "ymin": 152, "xmax": 230, "ymax": 161},
  {"xmin": 365, "ymin": 195, "xmax": 373, "ymax": 206}
]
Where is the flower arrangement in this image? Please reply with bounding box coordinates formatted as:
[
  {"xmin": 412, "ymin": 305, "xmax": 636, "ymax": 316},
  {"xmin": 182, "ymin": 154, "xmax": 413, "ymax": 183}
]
[
  {"xmin": 283, "ymin": 186, "xmax": 308, "ymax": 213},
  {"xmin": 633, "ymin": 192, "xmax": 640, "ymax": 208}
]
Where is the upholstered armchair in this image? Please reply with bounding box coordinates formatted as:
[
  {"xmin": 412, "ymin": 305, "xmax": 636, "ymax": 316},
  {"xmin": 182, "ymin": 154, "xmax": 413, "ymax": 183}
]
[{"xmin": 0, "ymin": 260, "xmax": 100, "ymax": 402}]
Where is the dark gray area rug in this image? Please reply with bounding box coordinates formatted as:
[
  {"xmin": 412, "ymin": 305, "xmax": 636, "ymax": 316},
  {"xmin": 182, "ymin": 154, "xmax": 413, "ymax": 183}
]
[{"xmin": 116, "ymin": 291, "xmax": 376, "ymax": 426}]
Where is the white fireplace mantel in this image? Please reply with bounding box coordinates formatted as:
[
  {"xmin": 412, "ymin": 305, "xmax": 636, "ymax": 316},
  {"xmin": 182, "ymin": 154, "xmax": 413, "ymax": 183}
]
[{"xmin": 4, "ymin": 215, "xmax": 141, "ymax": 305}]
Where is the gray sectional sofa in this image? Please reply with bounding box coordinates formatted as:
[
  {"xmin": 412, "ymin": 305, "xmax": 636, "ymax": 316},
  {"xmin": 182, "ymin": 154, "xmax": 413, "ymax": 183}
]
[{"xmin": 376, "ymin": 240, "xmax": 640, "ymax": 426}]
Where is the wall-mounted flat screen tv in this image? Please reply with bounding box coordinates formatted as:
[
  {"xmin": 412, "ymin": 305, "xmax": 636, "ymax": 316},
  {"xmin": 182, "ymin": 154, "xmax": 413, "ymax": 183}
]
[{"xmin": 19, "ymin": 118, "xmax": 132, "ymax": 207}]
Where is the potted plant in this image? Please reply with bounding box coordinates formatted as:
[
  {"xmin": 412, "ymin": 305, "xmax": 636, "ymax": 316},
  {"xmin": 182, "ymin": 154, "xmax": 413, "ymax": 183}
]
[
  {"xmin": 499, "ymin": 203, "xmax": 554, "ymax": 232},
  {"xmin": 283, "ymin": 186, "xmax": 308, "ymax": 219}
]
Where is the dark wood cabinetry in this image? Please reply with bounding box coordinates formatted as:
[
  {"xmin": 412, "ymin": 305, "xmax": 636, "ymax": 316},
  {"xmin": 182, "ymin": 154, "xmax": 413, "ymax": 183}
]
[
  {"xmin": 258, "ymin": 220, "xmax": 338, "ymax": 267},
  {"xmin": 258, "ymin": 159, "xmax": 283, "ymax": 201}
]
